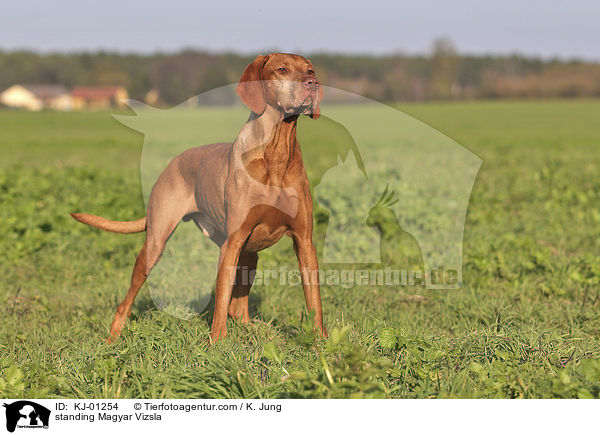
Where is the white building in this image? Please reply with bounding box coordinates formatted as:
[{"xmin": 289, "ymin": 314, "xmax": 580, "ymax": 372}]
[{"xmin": 0, "ymin": 84, "xmax": 72, "ymax": 111}]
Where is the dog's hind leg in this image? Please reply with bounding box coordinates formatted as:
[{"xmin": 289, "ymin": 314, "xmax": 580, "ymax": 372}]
[
  {"xmin": 228, "ymin": 251, "xmax": 258, "ymax": 324},
  {"xmin": 107, "ymin": 214, "xmax": 183, "ymax": 342},
  {"xmin": 108, "ymin": 173, "xmax": 194, "ymax": 342},
  {"xmin": 108, "ymin": 241, "xmax": 149, "ymax": 342}
]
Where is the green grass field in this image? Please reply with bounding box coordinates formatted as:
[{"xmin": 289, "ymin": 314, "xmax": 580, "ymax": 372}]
[{"xmin": 1, "ymin": 99, "xmax": 600, "ymax": 398}]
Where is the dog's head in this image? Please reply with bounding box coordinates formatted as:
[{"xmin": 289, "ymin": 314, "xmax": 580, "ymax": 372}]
[{"xmin": 236, "ymin": 53, "xmax": 323, "ymax": 119}]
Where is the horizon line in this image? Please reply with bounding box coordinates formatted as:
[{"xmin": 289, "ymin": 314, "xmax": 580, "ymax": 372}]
[{"xmin": 1, "ymin": 45, "xmax": 599, "ymax": 64}]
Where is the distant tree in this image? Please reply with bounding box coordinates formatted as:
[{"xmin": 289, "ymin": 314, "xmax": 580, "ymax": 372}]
[
  {"xmin": 429, "ymin": 37, "xmax": 460, "ymax": 99},
  {"xmin": 1, "ymin": 45, "xmax": 599, "ymax": 105}
]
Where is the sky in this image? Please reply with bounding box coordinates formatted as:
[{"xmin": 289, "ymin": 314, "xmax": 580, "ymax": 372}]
[{"xmin": 2, "ymin": 0, "xmax": 599, "ymax": 60}]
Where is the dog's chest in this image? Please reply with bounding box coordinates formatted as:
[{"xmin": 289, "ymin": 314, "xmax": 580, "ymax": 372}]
[
  {"xmin": 245, "ymin": 221, "xmax": 289, "ymax": 252},
  {"xmin": 242, "ymin": 183, "xmax": 298, "ymax": 252}
]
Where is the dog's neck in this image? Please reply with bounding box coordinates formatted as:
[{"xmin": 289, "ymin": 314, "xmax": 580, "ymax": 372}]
[
  {"xmin": 248, "ymin": 105, "xmax": 297, "ymax": 143},
  {"xmin": 235, "ymin": 105, "xmax": 302, "ymax": 186}
]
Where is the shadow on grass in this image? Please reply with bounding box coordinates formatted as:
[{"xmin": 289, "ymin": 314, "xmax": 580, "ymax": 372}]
[{"xmin": 129, "ymin": 284, "xmax": 265, "ymax": 331}]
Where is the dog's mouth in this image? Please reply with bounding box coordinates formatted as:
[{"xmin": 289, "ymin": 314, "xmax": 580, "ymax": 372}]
[
  {"xmin": 280, "ymin": 85, "xmax": 320, "ymax": 117},
  {"xmin": 298, "ymin": 89, "xmax": 320, "ymax": 114},
  {"xmin": 280, "ymin": 96, "xmax": 312, "ymax": 116},
  {"xmin": 299, "ymin": 95, "xmax": 314, "ymax": 114}
]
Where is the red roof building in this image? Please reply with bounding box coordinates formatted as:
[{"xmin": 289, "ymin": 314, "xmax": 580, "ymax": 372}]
[{"xmin": 71, "ymin": 86, "xmax": 128, "ymax": 109}]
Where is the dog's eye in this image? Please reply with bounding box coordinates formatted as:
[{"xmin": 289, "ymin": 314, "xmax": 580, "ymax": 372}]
[
  {"xmin": 308, "ymin": 69, "xmax": 315, "ymax": 75},
  {"xmin": 277, "ymin": 67, "xmax": 288, "ymax": 73}
]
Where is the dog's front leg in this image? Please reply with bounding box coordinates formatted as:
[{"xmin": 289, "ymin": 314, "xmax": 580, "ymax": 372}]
[
  {"xmin": 210, "ymin": 232, "xmax": 248, "ymax": 342},
  {"xmin": 292, "ymin": 234, "xmax": 327, "ymax": 337}
]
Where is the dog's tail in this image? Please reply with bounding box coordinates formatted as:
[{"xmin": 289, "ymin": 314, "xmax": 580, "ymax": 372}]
[{"xmin": 70, "ymin": 213, "xmax": 147, "ymax": 234}]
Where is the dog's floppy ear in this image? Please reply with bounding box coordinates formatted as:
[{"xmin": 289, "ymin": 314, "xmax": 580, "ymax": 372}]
[{"xmin": 236, "ymin": 55, "xmax": 269, "ymax": 115}]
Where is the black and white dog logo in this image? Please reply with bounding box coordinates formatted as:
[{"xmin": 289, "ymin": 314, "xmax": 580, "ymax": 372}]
[{"xmin": 3, "ymin": 401, "xmax": 50, "ymax": 432}]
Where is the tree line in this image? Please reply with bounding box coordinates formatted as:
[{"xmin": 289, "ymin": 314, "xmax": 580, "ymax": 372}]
[{"xmin": 1, "ymin": 39, "xmax": 599, "ymax": 105}]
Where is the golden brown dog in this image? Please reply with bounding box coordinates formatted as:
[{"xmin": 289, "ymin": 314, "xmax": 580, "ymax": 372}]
[{"xmin": 72, "ymin": 53, "xmax": 327, "ymax": 342}]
